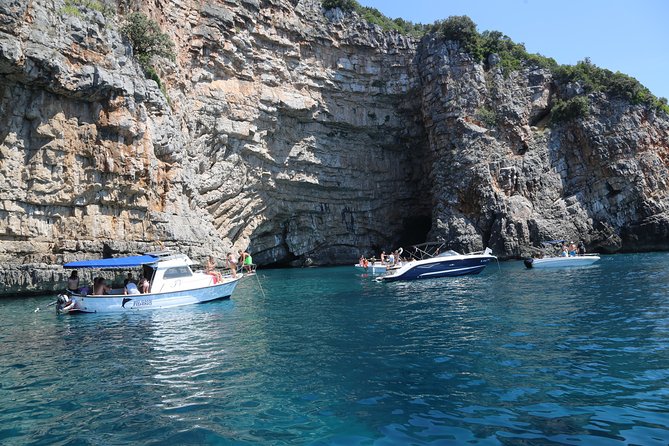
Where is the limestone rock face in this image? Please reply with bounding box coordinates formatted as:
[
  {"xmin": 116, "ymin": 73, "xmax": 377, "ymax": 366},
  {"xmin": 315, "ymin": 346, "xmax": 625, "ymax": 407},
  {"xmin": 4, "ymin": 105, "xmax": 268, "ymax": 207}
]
[
  {"xmin": 415, "ymin": 36, "xmax": 669, "ymax": 257},
  {"xmin": 0, "ymin": 0, "xmax": 668, "ymax": 295}
]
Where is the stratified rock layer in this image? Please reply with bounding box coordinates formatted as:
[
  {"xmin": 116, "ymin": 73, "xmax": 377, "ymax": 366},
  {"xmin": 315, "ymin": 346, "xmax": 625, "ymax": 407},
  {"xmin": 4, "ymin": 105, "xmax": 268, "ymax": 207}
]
[{"xmin": 0, "ymin": 0, "xmax": 667, "ymax": 295}]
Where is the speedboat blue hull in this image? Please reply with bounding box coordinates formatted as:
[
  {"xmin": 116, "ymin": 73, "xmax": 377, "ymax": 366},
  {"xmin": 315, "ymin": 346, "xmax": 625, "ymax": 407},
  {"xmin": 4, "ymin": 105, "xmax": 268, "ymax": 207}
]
[{"xmin": 379, "ymin": 252, "xmax": 495, "ymax": 282}]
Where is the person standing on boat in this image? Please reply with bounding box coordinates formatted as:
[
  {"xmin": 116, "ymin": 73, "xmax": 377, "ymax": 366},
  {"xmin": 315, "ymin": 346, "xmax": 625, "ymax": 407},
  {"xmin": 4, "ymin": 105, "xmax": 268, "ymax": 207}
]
[
  {"xmin": 577, "ymin": 240, "xmax": 586, "ymax": 256},
  {"xmin": 239, "ymin": 250, "xmax": 253, "ymax": 273},
  {"xmin": 226, "ymin": 252, "xmax": 238, "ymax": 278}
]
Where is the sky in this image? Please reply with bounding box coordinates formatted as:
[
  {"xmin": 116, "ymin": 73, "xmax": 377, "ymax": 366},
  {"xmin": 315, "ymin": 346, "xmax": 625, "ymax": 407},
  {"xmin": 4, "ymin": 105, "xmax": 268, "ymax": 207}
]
[{"xmin": 357, "ymin": 0, "xmax": 669, "ymax": 100}]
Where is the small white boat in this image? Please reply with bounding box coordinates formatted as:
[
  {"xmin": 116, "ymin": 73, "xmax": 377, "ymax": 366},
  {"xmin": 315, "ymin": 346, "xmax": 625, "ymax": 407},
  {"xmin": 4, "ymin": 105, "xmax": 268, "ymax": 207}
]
[
  {"xmin": 378, "ymin": 243, "xmax": 496, "ymax": 282},
  {"xmin": 524, "ymin": 239, "xmax": 600, "ymax": 269},
  {"xmin": 56, "ymin": 251, "xmax": 240, "ymax": 314},
  {"xmin": 524, "ymin": 255, "xmax": 600, "ymax": 268}
]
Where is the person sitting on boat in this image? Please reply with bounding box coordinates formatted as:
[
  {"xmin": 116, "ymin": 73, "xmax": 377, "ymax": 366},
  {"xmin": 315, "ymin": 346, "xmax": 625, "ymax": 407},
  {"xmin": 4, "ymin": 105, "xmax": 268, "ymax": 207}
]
[
  {"xmin": 138, "ymin": 276, "xmax": 150, "ymax": 294},
  {"xmin": 577, "ymin": 240, "xmax": 586, "ymax": 256},
  {"xmin": 125, "ymin": 272, "xmax": 135, "ymax": 284},
  {"xmin": 206, "ymin": 256, "xmax": 223, "ymax": 283},
  {"xmin": 124, "ymin": 279, "xmax": 140, "ymax": 295},
  {"xmin": 67, "ymin": 270, "xmax": 80, "ymax": 293},
  {"xmin": 559, "ymin": 245, "xmax": 569, "ymax": 257},
  {"xmin": 568, "ymin": 242, "xmax": 577, "ymax": 257},
  {"xmin": 93, "ymin": 277, "xmax": 111, "ymax": 295}
]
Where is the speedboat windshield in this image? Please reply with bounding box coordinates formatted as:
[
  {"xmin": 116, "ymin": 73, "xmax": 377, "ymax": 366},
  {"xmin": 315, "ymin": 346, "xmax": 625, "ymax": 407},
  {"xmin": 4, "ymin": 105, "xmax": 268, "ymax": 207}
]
[{"xmin": 436, "ymin": 250, "xmax": 460, "ymax": 257}]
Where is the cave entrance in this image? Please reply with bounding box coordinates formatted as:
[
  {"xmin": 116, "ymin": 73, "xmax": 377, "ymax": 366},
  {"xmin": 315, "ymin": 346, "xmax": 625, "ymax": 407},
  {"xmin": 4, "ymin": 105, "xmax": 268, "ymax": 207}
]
[{"xmin": 396, "ymin": 215, "xmax": 432, "ymax": 249}]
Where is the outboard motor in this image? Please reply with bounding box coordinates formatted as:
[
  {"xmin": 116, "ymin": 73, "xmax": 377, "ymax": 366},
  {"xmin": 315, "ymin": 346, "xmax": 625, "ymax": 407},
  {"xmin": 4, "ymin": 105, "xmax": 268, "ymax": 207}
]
[
  {"xmin": 523, "ymin": 258, "xmax": 534, "ymax": 269},
  {"xmin": 56, "ymin": 294, "xmax": 75, "ymax": 314}
]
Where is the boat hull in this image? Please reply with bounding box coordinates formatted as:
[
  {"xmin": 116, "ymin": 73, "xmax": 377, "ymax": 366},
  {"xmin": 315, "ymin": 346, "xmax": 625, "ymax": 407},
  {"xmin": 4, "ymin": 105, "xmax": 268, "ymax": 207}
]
[
  {"xmin": 380, "ymin": 256, "xmax": 493, "ymax": 282},
  {"xmin": 354, "ymin": 263, "xmax": 389, "ymax": 274},
  {"xmin": 524, "ymin": 255, "xmax": 600, "ymax": 269},
  {"xmin": 61, "ymin": 278, "xmax": 240, "ymax": 313}
]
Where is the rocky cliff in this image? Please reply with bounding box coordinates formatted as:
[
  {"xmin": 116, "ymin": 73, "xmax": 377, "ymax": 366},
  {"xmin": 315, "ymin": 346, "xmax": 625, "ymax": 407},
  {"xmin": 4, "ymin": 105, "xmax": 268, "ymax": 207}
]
[{"xmin": 0, "ymin": 0, "xmax": 667, "ymax": 295}]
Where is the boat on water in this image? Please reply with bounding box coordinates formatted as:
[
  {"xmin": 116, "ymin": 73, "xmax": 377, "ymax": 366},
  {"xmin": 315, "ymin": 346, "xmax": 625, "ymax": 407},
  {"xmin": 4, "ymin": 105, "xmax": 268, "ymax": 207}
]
[
  {"xmin": 523, "ymin": 255, "xmax": 600, "ymax": 268},
  {"xmin": 56, "ymin": 251, "xmax": 240, "ymax": 314},
  {"xmin": 377, "ymin": 243, "xmax": 497, "ymax": 282},
  {"xmin": 524, "ymin": 240, "xmax": 600, "ymax": 269}
]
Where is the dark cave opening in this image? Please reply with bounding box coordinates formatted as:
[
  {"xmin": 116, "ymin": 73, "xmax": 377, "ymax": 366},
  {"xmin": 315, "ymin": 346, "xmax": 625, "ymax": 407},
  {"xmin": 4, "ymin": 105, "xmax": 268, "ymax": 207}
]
[{"xmin": 396, "ymin": 215, "xmax": 432, "ymax": 249}]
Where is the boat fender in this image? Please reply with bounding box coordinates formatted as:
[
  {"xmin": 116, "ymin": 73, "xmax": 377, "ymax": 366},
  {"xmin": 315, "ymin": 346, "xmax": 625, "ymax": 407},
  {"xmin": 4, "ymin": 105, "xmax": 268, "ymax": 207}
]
[{"xmin": 523, "ymin": 258, "xmax": 534, "ymax": 269}]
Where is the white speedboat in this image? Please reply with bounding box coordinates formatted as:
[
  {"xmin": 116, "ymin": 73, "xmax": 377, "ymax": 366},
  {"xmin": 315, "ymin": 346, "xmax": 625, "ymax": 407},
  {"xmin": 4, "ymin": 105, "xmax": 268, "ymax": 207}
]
[
  {"xmin": 524, "ymin": 255, "xmax": 600, "ymax": 268},
  {"xmin": 56, "ymin": 251, "xmax": 240, "ymax": 314},
  {"xmin": 378, "ymin": 243, "xmax": 496, "ymax": 282},
  {"xmin": 524, "ymin": 239, "xmax": 600, "ymax": 269}
]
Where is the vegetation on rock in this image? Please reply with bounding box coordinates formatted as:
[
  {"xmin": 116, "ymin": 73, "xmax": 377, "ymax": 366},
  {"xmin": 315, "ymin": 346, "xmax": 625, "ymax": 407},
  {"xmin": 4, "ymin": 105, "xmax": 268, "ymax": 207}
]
[
  {"xmin": 121, "ymin": 12, "xmax": 175, "ymax": 69},
  {"xmin": 60, "ymin": 0, "xmax": 115, "ymax": 17},
  {"xmin": 432, "ymin": 16, "xmax": 668, "ymax": 116},
  {"xmin": 554, "ymin": 59, "xmax": 669, "ymax": 113},
  {"xmin": 321, "ymin": 0, "xmax": 428, "ymax": 37},
  {"xmin": 475, "ymin": 107, "xmax": 498, "ymax": 128},
  {"xmin": 320, "ymin": 4, "xmax": 668, "ymax": 115},
  {"xmin": 550, "ymin": 96, "xmax": 590, "ymax": 123}
]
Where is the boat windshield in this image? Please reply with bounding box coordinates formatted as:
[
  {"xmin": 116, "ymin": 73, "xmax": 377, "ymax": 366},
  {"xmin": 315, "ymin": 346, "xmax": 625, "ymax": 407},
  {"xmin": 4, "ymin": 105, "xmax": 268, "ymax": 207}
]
[{"xmin": 436, "ymin": 250, "xmax": 460, "ymax": 257}]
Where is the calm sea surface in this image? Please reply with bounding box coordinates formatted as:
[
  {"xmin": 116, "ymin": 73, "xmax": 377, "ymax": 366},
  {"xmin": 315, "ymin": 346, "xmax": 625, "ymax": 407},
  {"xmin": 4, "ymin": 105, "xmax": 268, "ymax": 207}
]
[{"xmin": 1, "ymin": 253, "xmax": 669, "ymax": 445}]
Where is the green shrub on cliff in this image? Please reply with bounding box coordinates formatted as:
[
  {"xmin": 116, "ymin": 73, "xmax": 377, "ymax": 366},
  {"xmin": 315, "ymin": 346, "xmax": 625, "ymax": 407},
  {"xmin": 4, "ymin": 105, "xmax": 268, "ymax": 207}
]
[
  {"xmin": 553, "ymin": 58, "xmax": 667, "ymax": 112},
  {"xmin": 475, "ymin": 107, "xmax": 498, "ymax": 128},
  {"xmin": 433, "ymin": 16, "xmax": 480, "ymax": 57},
  {"xmin": 121, "ymin": 12, "xmax": 175, "ymax": 68},
  {"xmin": 321, "ymin": 0, "xmax": 360, "ymax": 13},
  {"xmin": 321, "ymin": 0, "xmax": 428, "ymax": 37},
  {"xmin": 61, "ymin": 0, "xmax": 115, "ymax": 17},
  {"xmin": 550, "ymin": 96, "xmax": 590, "ymax": 123},
  {"xmin": 432, "ymin": 17, "xmax": 556, "ymax": 74}
]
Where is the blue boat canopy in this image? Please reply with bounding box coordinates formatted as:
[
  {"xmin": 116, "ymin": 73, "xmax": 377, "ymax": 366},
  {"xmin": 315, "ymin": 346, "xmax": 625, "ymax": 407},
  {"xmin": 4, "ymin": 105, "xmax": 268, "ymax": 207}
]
[{"xmin": 64, "ymin": 255, "xmax": 159, "ymax": 269}]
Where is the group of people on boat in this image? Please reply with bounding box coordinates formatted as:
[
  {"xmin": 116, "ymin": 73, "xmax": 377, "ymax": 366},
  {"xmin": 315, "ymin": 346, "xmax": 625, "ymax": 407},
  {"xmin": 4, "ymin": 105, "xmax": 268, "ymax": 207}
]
[
  {"xmin": 358, "ymin": 248, "xmax": 406, "ymax": 269},
  {"xmin": 66, "ymin": 270, "xmax": 151, "ymax": 296},
  {"xmin": 206, "ymin": 249, "xmax": 254, "ymax": 282},
  {"xmin": 558, "ymin": 241, "xmax": 586, "ymax": 257}
]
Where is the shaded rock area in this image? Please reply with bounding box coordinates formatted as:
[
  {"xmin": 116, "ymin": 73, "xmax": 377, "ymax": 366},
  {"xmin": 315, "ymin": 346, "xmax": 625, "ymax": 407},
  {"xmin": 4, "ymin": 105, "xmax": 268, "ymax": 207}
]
[{"xmin": 0, "ymin": 0, "xmax": 667, "ymax": 295}]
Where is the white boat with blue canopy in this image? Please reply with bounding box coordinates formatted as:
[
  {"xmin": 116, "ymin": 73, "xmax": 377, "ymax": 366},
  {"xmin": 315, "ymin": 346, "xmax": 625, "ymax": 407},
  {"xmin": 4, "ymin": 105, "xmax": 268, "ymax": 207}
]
[{"xmin": 56, "ymin": 251, "xmax": 240, "ymax": 314}]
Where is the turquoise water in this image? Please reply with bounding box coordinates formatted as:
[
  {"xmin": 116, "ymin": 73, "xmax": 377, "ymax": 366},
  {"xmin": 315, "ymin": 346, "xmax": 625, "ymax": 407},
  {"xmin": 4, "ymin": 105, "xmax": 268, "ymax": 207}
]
[{"xmin": 1, "ymin": 253, "xmax": 669, "ymax": 445}]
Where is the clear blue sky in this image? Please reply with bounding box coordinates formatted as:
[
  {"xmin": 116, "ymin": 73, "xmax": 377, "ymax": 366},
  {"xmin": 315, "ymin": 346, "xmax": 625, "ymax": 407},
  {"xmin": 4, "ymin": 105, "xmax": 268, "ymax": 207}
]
[{"xmin": 358, "ymin": 0, "xmax": 669, "ymax": 100}]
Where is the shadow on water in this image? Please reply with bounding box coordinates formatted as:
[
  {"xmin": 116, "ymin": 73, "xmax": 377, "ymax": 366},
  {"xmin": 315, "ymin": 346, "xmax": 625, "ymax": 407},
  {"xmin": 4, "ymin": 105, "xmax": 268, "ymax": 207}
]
[{"xmin": 1, "ymin": 253, "xmax": 668, "ymax": 444}]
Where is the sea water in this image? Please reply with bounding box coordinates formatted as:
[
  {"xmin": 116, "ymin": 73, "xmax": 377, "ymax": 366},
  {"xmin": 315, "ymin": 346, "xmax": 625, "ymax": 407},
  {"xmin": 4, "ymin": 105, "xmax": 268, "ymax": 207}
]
[{"xmin": 1, "ymin": 253, "xmax": 668, "ymax": 445}]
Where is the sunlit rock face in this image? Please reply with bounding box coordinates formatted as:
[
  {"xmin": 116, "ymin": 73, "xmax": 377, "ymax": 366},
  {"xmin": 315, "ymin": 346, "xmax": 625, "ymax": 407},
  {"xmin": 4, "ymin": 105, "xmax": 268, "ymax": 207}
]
[
  {"xmin": 416, "ymin": 35, "xmax": 669, "ymax": 257},
  {"xmin": 0, "ymin": 0, "xmax": 667, "ymax": 295}
]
